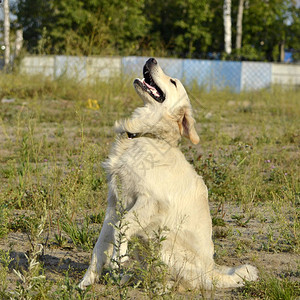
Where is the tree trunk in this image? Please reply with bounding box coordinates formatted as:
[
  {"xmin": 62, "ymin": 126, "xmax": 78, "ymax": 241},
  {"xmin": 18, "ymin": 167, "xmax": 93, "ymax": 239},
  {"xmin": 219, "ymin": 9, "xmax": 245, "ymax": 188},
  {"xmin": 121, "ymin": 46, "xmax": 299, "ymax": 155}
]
[
  {"xmin": 4, "ymin": 0, "xmax": 10, "ymax": 68},
  {"xmin": 15, "ymin": 29, "xmax": 24, "ymax": 57},
  {"xmin": 223, "ymin": 0, "xmax": 232, "ymax": 54},
  {"xmin": 279, "ymin": 42, "xmax": 285, "ymax": 62},
  {"xmin": 236, "ymin": 0, "xmax": 244, "ymax": 50}
]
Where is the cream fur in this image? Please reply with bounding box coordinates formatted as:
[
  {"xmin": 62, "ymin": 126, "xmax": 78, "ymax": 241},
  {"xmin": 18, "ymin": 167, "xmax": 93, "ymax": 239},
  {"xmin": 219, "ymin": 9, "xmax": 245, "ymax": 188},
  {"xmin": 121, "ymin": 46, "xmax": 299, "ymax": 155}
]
[{"xmin": 79, "ymin": 59, "xmax": 258, "ymax": 290}]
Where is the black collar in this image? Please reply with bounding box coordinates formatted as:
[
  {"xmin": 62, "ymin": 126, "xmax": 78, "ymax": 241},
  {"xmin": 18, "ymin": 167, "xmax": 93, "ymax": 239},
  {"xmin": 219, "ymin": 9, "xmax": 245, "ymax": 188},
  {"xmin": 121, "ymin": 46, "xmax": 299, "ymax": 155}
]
[
  {"xmin": 127, "ymin": 132, "xmax": 140, "ymax": 139},
  {"xmin": 124, "ymin": 131, "xmax": 177, "ymax": 147},
  {"xmin": 125, "ymin": 131, "xmax": 157, "ymax": 139}
]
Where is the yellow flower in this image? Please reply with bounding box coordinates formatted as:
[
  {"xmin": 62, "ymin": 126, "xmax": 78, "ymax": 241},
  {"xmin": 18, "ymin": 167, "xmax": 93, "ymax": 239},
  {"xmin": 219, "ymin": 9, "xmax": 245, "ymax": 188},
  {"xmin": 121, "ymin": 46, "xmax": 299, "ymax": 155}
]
[{"xmin": 87, "ymin": 99, "xmax": 100, "ymax": 110}]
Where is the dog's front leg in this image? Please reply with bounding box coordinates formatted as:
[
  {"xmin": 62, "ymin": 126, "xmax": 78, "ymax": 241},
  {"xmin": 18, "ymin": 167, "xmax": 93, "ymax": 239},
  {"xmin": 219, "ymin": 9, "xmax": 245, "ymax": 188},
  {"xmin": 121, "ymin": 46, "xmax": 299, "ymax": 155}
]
[{"xmin": 79, "ymin": 206, "xmax": 116, "ymax": 289}]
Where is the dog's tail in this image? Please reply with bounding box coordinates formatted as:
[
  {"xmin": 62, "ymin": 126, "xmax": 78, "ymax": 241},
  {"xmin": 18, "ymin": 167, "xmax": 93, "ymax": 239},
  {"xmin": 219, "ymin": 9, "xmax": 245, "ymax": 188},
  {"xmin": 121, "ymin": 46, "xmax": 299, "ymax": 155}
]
[{"xmin": 207, "ymin": 264, "xmax": 258, "ymax": 288}]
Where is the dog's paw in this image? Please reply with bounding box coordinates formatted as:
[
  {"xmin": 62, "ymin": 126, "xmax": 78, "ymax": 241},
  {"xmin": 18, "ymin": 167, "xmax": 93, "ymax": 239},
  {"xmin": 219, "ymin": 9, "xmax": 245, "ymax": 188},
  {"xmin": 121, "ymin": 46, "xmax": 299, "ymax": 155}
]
[
  {"xmin": 244, "ymin": 264, "xmax": 258, "ymax": 281},
  {"xmin": 236, "ymin": 264, "xmax": 258, "ymax": 282},
  {"xmin": 78, "ymin": 271, "xmax": 99, "ymax": 290}
]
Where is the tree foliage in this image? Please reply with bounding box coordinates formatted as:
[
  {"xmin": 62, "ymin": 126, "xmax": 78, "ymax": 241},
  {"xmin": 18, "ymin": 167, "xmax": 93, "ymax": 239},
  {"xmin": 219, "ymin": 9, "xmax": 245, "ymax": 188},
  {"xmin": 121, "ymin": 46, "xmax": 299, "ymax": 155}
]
[
  {"xmin": 239, "ymin": 0, "xmax": 294, "ymax": 61},
  {"xmin": 14, "ymin": 0, "xmax": 300, "ymax": 61},
  {"xmin": 16, "ymin": 0, "xmax": 148, "ymax": 55}
]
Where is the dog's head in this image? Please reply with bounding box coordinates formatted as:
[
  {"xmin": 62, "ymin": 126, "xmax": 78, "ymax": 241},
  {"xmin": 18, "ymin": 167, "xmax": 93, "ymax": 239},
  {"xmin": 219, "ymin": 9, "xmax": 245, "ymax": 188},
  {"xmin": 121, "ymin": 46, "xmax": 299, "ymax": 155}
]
[{"xmin": 117, "ymin": 58, "xmax": 199, "ymax": 145}]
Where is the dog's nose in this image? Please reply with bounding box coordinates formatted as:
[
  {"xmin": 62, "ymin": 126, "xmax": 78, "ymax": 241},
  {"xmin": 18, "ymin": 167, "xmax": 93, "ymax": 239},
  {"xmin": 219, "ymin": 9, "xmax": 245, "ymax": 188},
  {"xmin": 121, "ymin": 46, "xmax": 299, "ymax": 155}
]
[{"xmin": 147, "ymin": 58, "xmax": 157, "ymax": 65}]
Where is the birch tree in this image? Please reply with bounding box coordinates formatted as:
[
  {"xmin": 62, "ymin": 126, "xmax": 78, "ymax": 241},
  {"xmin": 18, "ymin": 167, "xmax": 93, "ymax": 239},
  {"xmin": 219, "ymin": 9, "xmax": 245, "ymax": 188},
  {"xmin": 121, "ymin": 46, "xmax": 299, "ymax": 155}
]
[
  {"xmin": 223, "ymin": 0, "xmax": 232, "ymax": 54},
  {"xmin": 4, "ymin": 0, "xmax": 10, "ymax": 68},
  {"xmin": 236, "ymin": 0, "xmax": 244, "ymax": 50},
  {"xmin": 15, "ymin": 29, "xmax": 23, "ymax": 57}
]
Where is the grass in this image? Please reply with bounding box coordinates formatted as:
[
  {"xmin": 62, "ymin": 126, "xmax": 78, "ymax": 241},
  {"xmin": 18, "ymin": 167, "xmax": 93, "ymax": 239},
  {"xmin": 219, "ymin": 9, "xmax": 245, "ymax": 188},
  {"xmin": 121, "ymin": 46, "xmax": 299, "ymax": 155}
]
[
  {"xmin": 0, "ymin": 72, "xmax": 299, "ymax": 299},
  {"xmin": 239, "ymin": 275, "xmax": 300, "ymax": 299}
]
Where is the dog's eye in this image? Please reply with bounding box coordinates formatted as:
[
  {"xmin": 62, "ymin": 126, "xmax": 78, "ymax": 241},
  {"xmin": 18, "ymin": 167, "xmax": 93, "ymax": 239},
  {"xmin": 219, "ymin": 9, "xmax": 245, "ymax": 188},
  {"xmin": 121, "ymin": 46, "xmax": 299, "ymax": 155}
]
[{"xmin": 170, "ymin": 79, "xmax": 177, "ymax": 87}]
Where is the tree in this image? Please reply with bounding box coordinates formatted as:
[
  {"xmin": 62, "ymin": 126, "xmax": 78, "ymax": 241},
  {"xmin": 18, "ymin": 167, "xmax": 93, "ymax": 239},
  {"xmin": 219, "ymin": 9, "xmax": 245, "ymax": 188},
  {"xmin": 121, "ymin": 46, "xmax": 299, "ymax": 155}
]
[
  {"xmin": 223, "ymin": 0, "xmax": 232, "ymax": 54},
  {"xmin": 3, "ymin": 0, "xmax": 10, "ymax": 68},
  {"xmin": 287, "ymin": 4, "xmax": 300, "ymax": 61},
  {"xmin": 235, "ymin": 0, "xmax": 244, "ymax": 50},
  {"xmin": 173, "ymin": 0, "xmax": 212, "ymax": 57},
  {"xmin": 16, "ymin": 0, "xmax": 55, "ymax": 53},
  {"xmin": 144, "ymin": 0, "xmax": 212, "ymax": 58},
  {"xmin": 14, "ymin": 0, "xmax": 300, "ymax": 61},
  {"xmin": 14, "ymin": 29, "xmax": 23, "ymax": 57},
  {"xmin": 16, "ymin": 0, "xmax": 149, "ymax": 56},
  {"xmin": 240, "ymin": 0, "xmax": 293, "ymax": 61}
]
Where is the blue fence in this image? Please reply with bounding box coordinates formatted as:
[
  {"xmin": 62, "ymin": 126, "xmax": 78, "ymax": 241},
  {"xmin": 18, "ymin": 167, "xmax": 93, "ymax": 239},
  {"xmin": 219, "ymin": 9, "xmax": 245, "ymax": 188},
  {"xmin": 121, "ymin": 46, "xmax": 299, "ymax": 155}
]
[
  {"xmin": 20, "ymin": 55, "xmax": 300, "ymax": 92},
  {"xmin": 122, "ymin": 57, "xmax": 276, "ymax": 93}
]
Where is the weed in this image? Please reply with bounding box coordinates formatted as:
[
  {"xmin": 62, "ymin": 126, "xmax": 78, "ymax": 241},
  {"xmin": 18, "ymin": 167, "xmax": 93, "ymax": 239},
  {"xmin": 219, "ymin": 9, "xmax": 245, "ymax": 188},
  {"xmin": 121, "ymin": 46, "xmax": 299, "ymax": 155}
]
[
  {"xmin": 212, "ymin": 217, "xmax": 226, "ymax": 227},
  {"xmin": 60, "ymin": 215, "xmax": 97, "ymax": 251},
  {"xmin": 0, "ymin": 250, "xmax": 13, "ymax": 298},
  {"xmin": 130, "ymin": 224, "xmax": 171, "ymax": 298},
  {"xmin": 12, "ymin": 246, "xmax": 50, "ymax": 299},
  {"xmin": 89, "ymin": 211, "xmax": 105, "ymax": 224},
  {"xmin": 104, "ymin": 193, "xmax": 172, "ymax": 298},
  {"xmin": 107, "ymin": 199, "xmax": 130, "ymax": 300},
  {"xmin": 54, "ymin": 231, "xmax": 69, "ymax": 249},
  {"xmin": 231, "ymin": 214, "xmax": 252, "ymax": 227},
  {"xmin": 11, "ymin": 214, "xmax": 50, "ymax": 299},
  {"xmin": 52, "ymin": 218, "xmax": 69, "ymax": 249},
  {"xmin": 0, "ymin": 205, "xmax": 10, "ymax": 238},
  {"xmin": 53, "ymin": 269, "xmax": 93, "ymax": 300},
  {"xmin": 9, "ymin": 214, "xmax": 35, "ymax": 233},
  {"xmin": 239, "ymin": 274, "xmax": 300, "ymax": 299},
  {"xmin": 193, "ymin": 151, "xmax": 228, "ymax": 202}
]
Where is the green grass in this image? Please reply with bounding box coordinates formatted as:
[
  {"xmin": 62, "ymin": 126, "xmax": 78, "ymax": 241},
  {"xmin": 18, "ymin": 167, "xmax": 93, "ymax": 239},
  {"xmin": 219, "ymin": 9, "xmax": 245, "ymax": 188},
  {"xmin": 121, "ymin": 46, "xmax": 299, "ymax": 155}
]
[
  {"xmin": 0, "ymin": 72, "xmax": 299, "ymax": 298},
  {"xmin": 239, "ymin": 274, "xmax": 300, "ymax": 299}
]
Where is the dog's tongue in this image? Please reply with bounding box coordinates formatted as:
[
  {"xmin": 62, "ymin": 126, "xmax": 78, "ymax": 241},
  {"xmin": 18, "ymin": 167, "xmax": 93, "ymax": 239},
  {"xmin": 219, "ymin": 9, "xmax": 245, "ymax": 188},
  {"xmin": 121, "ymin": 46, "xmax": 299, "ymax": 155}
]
[{"xmin": 142, "ymin": 78, "xmax": 160, "ymax": 98}]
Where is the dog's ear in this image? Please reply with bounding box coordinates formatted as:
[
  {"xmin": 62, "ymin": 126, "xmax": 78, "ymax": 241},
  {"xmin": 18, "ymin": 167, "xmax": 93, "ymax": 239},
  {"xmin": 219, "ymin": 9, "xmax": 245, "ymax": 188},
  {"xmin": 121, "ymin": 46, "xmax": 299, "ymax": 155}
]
[{"xmin": 178, "ymin": 107, "xmax": 199, "ymax": 144}]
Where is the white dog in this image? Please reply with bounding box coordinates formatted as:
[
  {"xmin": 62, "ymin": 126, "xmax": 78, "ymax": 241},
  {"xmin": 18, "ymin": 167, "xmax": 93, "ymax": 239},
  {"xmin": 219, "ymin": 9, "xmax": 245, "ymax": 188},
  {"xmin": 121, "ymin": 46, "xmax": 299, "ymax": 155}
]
[{"xmin": 79, "ymin": 58, "xmax": 258, "ymax": 290}]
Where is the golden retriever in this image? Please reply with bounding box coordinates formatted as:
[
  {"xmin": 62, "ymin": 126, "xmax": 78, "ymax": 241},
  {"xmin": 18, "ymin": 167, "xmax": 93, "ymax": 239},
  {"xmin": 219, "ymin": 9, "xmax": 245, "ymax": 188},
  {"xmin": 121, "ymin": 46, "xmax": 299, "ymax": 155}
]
[{"xmin": 79, "ymin": 58, "xmax": 258, "ymax": 290}]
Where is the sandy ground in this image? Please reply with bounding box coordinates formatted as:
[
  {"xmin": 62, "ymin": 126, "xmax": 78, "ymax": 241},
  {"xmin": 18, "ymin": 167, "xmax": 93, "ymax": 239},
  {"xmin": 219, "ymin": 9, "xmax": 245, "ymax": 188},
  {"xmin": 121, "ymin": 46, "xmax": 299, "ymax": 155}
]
[{"xmin": 1, "ymin": 202, "xmax": 298, "ymax": 299}]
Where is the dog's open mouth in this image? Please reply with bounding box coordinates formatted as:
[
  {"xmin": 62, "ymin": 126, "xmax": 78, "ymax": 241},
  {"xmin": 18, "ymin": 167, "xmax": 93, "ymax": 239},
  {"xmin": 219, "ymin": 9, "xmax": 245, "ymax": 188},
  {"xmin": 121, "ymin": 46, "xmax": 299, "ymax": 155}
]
[{"xmin": 134, "ymin": 65, "xmax": 165, "ymax": 103}]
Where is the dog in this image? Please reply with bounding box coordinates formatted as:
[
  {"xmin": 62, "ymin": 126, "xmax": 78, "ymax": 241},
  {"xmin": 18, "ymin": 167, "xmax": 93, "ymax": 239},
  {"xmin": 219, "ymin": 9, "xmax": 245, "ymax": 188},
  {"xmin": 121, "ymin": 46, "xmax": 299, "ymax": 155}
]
[{"xmin": 79, "ymin": 58, "xmax": 258, "ymax": 290}]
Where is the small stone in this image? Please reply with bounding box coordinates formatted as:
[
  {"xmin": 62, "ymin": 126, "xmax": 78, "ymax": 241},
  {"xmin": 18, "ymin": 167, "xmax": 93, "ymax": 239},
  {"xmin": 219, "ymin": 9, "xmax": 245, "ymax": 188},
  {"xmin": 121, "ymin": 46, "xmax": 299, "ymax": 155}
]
[
  {"xmin": 1, "ymin": 98, "xmax": 15, "ymax": 103},
  {"xmin": 205, "ymin": 112, "xmax": 213, "ymax": 119}
]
